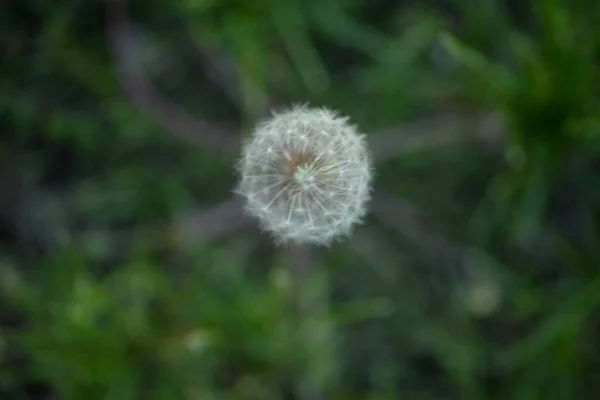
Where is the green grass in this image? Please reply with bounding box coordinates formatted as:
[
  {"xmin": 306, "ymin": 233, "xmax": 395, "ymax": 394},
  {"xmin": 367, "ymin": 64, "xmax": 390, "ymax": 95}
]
[{"xmin": 1, "ymin": 0, "xmax": 600, "ymax": 398}]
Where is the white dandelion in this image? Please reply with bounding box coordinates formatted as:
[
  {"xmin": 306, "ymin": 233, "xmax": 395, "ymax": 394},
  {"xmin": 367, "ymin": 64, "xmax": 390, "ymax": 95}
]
[{"xmin": 234, "ymin": 105, "xmax": 373, "ymax": 246}]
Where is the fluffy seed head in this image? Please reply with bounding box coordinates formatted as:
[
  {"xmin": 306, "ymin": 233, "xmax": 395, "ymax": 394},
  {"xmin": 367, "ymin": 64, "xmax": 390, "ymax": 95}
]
[{"xmin": 235, "ymin": 105, "xmax": 373, "ymax": 246}]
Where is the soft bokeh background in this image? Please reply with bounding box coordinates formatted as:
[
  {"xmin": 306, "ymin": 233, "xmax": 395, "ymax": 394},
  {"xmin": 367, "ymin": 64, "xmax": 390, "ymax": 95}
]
[{"xmin": 2, "ymin": 0, "xmax": 600, "ymax": 398}]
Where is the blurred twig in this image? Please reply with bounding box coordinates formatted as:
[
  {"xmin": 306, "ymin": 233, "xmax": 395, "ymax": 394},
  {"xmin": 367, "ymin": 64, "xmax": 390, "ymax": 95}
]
[
  {"xmin": 168, "ymin": 197, "xmax": 253, "ymax": 247},
  {"xmin": 350, "ymin": 226, "xmax": 408, "ymax": 283},
  {"xmin": 286, "ymin": 244, "xmax": 320, "ymax": 312},
  {"xmin": 105, "ymin": 0, "xmax": 239, "ymax": 152},
  {"xmin": 285, "ymin": 244, "xmax": 329, "ymax": 400},
  {"xmin": 184, "ymin": 24, "xmax": 243, "ymax": 109},
  {"xmin": 371, "ymin": 112, "xmax": 504, "ymax": 163},
  {"xmin": 184, "ymin": 29, "xmax": 275, "ymax": 121},
  {"xmin": 68, "ymin": 197, "xmax": 253, "ymax": 254},
  {"xmin": 370, "ymin": 187, "xmax": 465, "ymax": 275}
]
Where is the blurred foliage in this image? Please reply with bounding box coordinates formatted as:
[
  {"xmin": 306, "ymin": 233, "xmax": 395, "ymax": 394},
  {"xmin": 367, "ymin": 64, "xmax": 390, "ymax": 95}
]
[{"xmin": 2, "ymin": 0, "xmax": 600, "ymax": 399}]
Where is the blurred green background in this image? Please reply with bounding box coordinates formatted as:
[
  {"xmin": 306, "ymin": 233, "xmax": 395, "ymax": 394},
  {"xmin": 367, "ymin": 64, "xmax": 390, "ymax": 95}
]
[{"xmin": 2, "ymin": 0, "xmax": 600, "ymax": 398}]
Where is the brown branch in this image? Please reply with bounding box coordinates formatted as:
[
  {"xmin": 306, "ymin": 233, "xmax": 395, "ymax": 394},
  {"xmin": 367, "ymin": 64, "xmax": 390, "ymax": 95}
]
[{"xmin": 105, "ymin": 0, "xmax": 239, "ymax": 152}]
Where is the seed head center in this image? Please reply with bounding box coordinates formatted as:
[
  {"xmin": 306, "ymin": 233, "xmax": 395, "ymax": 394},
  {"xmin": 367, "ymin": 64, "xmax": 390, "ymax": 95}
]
[
  {"xmin": 281, "ymin": 150, "xmax": 330, "ymax": 189},
  {"xmin": 293, "ymin": 165, "xmax": 316, "ymax": 184}
]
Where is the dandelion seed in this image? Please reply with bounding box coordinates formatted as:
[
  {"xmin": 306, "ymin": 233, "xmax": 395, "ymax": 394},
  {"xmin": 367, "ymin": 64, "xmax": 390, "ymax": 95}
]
[{"xmin": 234, "ymin": 105, "xmax": 373, "ymax": 246}]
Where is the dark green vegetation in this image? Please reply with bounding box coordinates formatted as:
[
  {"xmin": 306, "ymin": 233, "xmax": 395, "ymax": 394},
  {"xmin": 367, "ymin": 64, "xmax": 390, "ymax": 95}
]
[{"xmin": 2, "ymin": 0, "xmax": 600, "ymax": 398}]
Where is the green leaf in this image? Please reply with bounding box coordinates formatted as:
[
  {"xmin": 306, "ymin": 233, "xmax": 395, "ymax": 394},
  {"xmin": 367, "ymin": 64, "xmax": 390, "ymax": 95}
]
[{"xmin": 439, "ymin": 32, "xmax": 515, "ymax": 102}]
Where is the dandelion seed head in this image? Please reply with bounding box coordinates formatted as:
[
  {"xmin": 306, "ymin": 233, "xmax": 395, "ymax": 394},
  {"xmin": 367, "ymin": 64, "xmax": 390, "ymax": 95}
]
[{"xmin": 234, "ymin": 105, "xmax": 373, "ymax": 246}]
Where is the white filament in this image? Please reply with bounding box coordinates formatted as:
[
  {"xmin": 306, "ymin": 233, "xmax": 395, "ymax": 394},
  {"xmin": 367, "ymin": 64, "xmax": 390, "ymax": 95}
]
[{"xmin": 234, "ymin": 105, "xmax": 373, "ymax": 246}]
